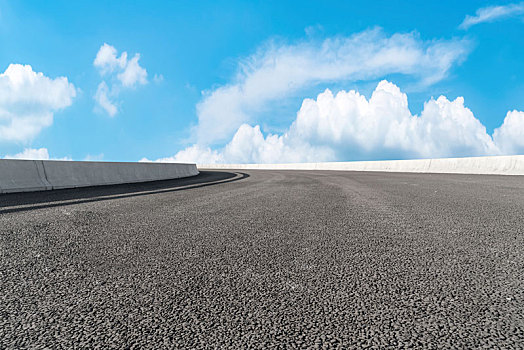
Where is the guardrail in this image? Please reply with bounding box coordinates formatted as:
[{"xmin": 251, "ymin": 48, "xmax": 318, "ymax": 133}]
[
  {"xmin": 199, "ymin": 155, "xmax": 524, "ymax": 175},
  {"xmin": 0, "ymin": 160, "xmax": 199, "ymax": 193}
]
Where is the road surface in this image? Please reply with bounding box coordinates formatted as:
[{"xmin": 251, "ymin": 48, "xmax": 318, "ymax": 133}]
[{"xmin": 1, "ymin": 170, "xmax": 523, "ymax": 348}]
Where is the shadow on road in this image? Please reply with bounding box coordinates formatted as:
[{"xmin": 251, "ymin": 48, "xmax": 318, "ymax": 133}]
[{"xmin": 0, "ymin": 171, "xmax": 249, "ymax": 214}]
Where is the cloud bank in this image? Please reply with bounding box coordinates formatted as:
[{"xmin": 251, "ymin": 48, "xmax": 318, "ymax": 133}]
[
  {"xmin": 153, "ymin": 81, "xmax": 524, "ymax": 164},
  {"xmin": 93, "ymin": 43, "xmax": 148, "ymax": 116},
  {"xmin": 460, "ymin": 2, "xmax": 524, "ymax": 29},
  {"xmin": 0, "ymin": 64, "xmax": 76, "ymax": 142},
  {"xmin": 4, "ymin": 147, "xmax": 50, "ymax": 160},
  {"xmin": 194, "ymin": 29, "xmax": 471, "ymax": 145},
  {"xmin": 3, "ymin": 147, "xmax": 71, "ymax": 160}
]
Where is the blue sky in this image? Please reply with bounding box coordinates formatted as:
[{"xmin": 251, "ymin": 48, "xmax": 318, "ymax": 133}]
[{"xmin": 0, "ymin": 0, "xmax": 523, "ymax": 163}]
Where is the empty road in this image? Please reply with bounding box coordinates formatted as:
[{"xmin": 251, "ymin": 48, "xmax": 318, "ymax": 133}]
[{"xmin": 1, "ymin": 170, "xmax": 523, "ymax": 349}]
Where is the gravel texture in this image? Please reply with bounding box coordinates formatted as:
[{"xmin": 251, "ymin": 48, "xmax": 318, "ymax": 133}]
[{"xmin": 1, "ymin": 170, "xmax": 523, "ymax": 349}]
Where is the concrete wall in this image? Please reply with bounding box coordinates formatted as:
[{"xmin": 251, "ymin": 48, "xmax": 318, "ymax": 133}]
[
  {"xmin": 199, "ymin": 155, "xmax": 524, "ymax": 175},
  {"xmin": 0, "ymin": 160, "xmax": 198, "ymax": 193}
]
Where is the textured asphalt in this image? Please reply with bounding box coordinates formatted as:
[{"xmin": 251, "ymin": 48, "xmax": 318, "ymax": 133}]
[{"xmin": 1, "ymin": 170, "xmax": 523, "ymax": 349}]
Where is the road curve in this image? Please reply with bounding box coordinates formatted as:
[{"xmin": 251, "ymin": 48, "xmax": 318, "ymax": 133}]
[{"xmin": 1, "ymin": 170, "xmax": 523, "ymax": 348}]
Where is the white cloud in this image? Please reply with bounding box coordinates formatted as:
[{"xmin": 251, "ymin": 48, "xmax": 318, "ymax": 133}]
[
  {"xmin": 93, "ymin": 43, "xmax": 127, "ymax": 74},
  {"xmin": 117, "ymin": 54, "xmax": 148, "ymax": 88},
  {"xmin": 94, "ymin": 82, "xmax": 117, "ymax": 117},
  {"xmin": 84, "ymin": 153, "xmax": 104, "ymax": 161},
  {"xmin": 291, "ymin": 81, "xmax": 498, "ymax": 159},
  {"xmin": 220, "ymin": 124, "xmax": 333, "ymax": 163},
  {"xmin": 460, "ymin": 3, "xmax": 524, "ymax": 29},
  {"xmin": 0, "ymin": 64, "xmax": 76, "ymax": 142},
  {"xmin": 4, "ymin": 147, "xmax": 49, "ymax": 160},
  {"xmin": 4, "ymin": 147, "xmax": 71, "ymax": 160},
  {"xmin": 93, "ymin": 43, "xmax": 148, "ymax": 116},
  {"xmin": 492, "ymin": 110, "xmax": 524, "ymax": 154},
  {"xmin": 141, "ymin": 144, "xmax": 225, "ymax": 164},
  {"xmin": 194, "ymin": 29, "xmax": 471, "ymax": 145},
  {"xmin": 156, "ymin": 81, "xmax": 524, "ymax": 164}
]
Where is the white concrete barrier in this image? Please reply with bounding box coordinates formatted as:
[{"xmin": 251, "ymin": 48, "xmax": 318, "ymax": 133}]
[
  {"xmin": 199, "ymin": 155, "xmax": 524, "ymax": 175},
  {"xmin": 0, "ymin": 160, "xmax": 52, "ymax": 193},
  {"xmin": 0, "ymin": 160, "xmax": 198, "ymax": 193}
]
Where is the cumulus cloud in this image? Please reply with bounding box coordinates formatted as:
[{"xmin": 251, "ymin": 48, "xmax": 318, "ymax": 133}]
[
  {"xmin": 4, "ymin": 147, "xmax": 50, "ymax": 160},
  {"xmin": 492, "ymin": 110, "xmax": 524, "ymax": 154},
  {"xmin": 117, "ymin": 55, "xmax": 148, "ymax": 88},
  {"xmin": 0, "ymin": 64, "xmax": 76, "ymax": 142},
  {"xmin": 155, "ymin": 81, "xmax": 523, "ymax": 164},
  {"xmin": 194, "ymin": 29, "xmax": 471, "ymax": 145},
  {"xmin": 93, "ymin": 43, "xmax": 148, "ymax": 116},
  {"xmin": 4, "ymin": 147, "xmax": 71, "ymax": 160},
  {"xmin": 94, "ymin": 43, "xmax": 127, "ymax": 74},
  {"xmin": 460, "ymin": 3, "xmax": 524, "ymax": 29},
  {"xmin": 140, "ymin": 144, "xmax": 225, "ymax": 164},
  {"xmin": 94, "ymin": 82, "xmax": 117, "ymax": 117}
]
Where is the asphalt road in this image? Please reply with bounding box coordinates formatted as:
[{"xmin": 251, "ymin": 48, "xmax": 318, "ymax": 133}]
[{"xmin": 1, "ymin": 170, "xmax": 523, "ymax": 349}]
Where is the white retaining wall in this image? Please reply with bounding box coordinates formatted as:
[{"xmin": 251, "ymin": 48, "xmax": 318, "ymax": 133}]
[
  {"xmin": 0, "ymin": 160, "xmax": 198, "ymax": 193},
  {"xmin": 199, "ymin": 155, "xmax": 524, "ymax": 175}
]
